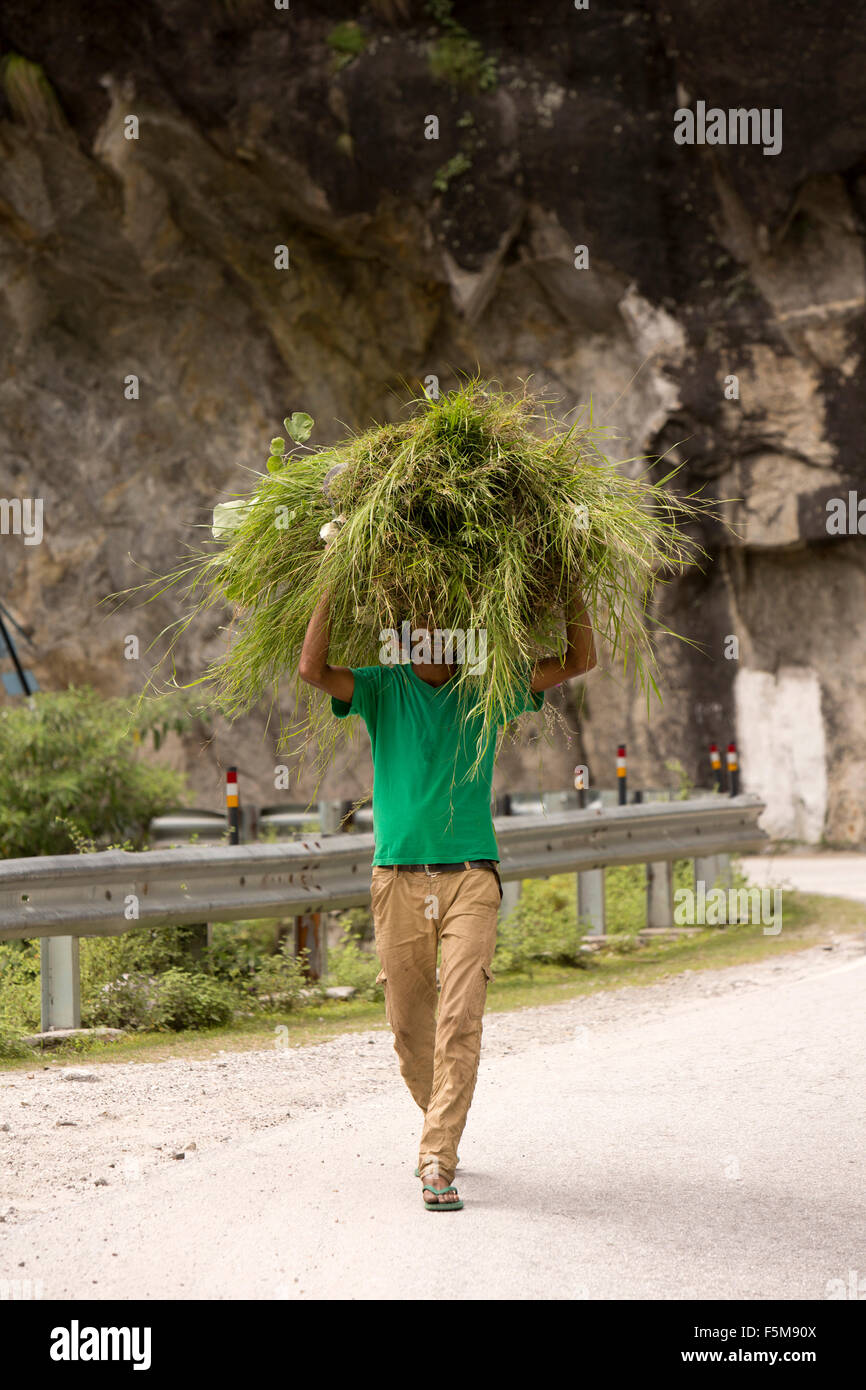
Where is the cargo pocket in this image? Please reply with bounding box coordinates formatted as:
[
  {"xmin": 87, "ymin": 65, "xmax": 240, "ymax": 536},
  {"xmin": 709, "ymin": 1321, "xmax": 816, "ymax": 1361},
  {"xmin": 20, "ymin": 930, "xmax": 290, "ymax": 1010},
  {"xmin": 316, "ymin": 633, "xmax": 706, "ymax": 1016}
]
[{"xmin": 467, "ymin": 963, "xmax": 493, "ymax": 1024}]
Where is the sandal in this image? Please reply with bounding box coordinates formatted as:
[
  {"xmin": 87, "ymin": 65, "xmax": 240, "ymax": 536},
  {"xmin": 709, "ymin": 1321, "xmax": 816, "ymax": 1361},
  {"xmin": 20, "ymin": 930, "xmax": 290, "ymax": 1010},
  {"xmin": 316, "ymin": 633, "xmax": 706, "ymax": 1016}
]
[
  {"xmin": 422, "ymin": 1183, "xmax": 463, "ymax": 1212},
  {"xmin": 415, "ymin": 1153, "xmax": 459, "ymax": 1178}
]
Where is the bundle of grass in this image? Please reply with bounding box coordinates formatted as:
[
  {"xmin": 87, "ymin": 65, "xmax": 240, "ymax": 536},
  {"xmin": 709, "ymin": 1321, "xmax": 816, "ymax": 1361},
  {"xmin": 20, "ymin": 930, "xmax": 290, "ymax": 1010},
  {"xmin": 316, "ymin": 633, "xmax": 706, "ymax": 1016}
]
[{"xmin": 140, "ymin": 379, "xmax": 713, "ymax": 783}]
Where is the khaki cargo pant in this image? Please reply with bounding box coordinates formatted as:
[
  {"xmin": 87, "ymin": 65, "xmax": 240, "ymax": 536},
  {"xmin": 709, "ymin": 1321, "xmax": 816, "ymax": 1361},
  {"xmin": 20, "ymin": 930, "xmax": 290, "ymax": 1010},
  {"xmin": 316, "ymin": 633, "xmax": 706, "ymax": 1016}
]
[{"xmin": 370, "ymin": 863, "xmax": 501, "ymax": 1186}]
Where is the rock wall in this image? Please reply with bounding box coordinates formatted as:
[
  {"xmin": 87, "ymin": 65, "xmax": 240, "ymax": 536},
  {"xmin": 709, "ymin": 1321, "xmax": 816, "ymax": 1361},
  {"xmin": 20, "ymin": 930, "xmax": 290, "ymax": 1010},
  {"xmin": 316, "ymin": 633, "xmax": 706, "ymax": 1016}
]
[{"xmin": 0, "ymin": 0, "xmax": 864, "ymax": 842}]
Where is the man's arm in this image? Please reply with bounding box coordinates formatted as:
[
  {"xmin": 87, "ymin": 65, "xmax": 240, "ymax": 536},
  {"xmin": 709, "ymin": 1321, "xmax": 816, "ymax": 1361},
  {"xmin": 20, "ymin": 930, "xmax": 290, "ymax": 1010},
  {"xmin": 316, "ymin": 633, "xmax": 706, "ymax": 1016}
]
[
  {"xmin": 298, "ymin": 591, "xmax": 355, "ymax": 703},
  {"xmin": 530, "ymin": 586, "xmax": 597, "ymax": 693}
]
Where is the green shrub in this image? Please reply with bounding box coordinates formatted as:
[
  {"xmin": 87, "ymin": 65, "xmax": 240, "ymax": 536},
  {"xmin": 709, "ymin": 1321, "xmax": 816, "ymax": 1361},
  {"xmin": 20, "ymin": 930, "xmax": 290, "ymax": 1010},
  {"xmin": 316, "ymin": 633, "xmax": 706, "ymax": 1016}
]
[
  {"xmin": 429, "ymin": 32, "xmax": 497, "ymax": 90},
  {"xmin": 664, "ymin": 758, "xmax": 694, "ymax": 800},
  {"xmin": 0, "ymin": 1028, "xmax": 36, "ymax": 1060},
  {"xmin": 433, "ymin": 151, "xmax": 472, "ymax": 193},
  {"xmin": 79, "ymin": 926, "xmax": 211, "ymax": 1008},
  {"xmin": 494, "ymin": 876, "xmax": 588, "ymax": 975},
  {"xmin": 252, "ymin": 942, "xmax": 315, "ymax": 1012},
  {"xmin": 81, "ymin": 927, "xmax": 237, "ymax": 1030},
  {"xmin": 603, "ymin": 859, "xmax": 695, "ymax": 944},
  {"xmin": 334, "ymin": 906, "xmax": 375, "ymax": 944},
  {"xmin": 0, "ymin": 687, "xmax": 190, "ymax": 859},
  {"xmin": 0, "ymin": 941, "xmax": 41, "ymax": 1032},
  {"xmin": 327, "ymin": 21, "xmax": 367, "ymax": 62},
  {"xmin": 324, "ymin": 929, "xmax": 384, "ymax": 1001},
  {"xmin": 604, "ymin": 863, "xmax": 646, "ymax": 937},
  {"xmin": 86, "ymin": 970, "xmax": 156, "ymax": 1030},
  {"xmin": 150, "ymin": 968, "xmax": 237, "ymax": 1031},
  {"xmin": 206, "ymin": 919, "xmax": 287, "ymax": 986}
]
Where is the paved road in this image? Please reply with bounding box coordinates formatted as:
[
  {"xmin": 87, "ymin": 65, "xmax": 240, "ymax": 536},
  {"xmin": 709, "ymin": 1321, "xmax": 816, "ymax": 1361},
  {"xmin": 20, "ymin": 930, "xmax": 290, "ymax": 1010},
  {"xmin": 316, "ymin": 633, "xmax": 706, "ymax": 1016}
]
[
  {"xmin": 741, "ymin": 853, "xmax": 866, "ymax": 905},
  {"xmin": 3, "ymin": 927, "xmax": 865, "ymax": 1301}
]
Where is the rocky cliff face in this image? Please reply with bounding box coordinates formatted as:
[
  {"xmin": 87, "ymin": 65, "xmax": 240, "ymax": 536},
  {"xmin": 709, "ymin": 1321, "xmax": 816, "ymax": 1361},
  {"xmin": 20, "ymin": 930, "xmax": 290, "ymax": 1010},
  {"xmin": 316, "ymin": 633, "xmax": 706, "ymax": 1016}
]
[{"xmin": 1, "ymin": 0, "xmax": 864, "ymax": 842}]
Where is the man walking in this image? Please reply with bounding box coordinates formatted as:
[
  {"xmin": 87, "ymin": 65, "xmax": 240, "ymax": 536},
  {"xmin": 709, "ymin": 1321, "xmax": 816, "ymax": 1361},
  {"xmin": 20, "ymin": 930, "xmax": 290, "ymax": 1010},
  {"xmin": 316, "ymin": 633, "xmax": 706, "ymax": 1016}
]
[{"xmin": 299, "ymin": 594, "xmax": 596, "ymax": 1209}]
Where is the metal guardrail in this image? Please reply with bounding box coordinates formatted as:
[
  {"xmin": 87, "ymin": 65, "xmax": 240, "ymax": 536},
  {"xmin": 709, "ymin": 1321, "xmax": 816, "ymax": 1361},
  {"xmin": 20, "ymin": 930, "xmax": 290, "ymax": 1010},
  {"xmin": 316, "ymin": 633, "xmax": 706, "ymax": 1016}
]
[
  {"xmin": 149, "ymin": 809, "xmax": 227, "ymax": 841},
  {"xmin": 3, "ymin": 797, "xmax": 767, "ymax": 1031},
  {"xmin": 149, "ymin": 787, "xmax": 689, "ymax": 842},
  {"xmin": 0, "ymin": 796, "xmax": 766, "ymax": 942}
]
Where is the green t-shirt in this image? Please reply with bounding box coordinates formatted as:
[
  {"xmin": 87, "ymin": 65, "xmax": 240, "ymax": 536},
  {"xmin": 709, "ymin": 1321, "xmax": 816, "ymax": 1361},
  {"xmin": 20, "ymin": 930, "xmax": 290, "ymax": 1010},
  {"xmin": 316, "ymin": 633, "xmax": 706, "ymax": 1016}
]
[{"xmin": 331, "ymin": 663, "xmax": 544, "ymax": 865}]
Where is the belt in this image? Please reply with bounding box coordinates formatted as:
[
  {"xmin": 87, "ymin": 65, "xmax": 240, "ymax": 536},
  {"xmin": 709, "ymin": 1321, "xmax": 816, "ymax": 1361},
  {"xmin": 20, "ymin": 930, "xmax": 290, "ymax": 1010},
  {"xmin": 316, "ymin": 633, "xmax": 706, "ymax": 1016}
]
[{"xmin": 394, "ymin": 860, "xmax": 498, "ymax": 873}]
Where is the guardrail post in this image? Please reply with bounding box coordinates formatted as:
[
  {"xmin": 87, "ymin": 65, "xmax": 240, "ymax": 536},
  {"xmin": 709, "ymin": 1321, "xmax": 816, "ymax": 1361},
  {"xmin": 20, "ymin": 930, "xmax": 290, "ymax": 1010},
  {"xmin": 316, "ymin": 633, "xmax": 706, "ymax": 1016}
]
[
  {"xmin": 578, "ymin": 869, "xmax": 605, "ymax": 937},
  {"xmin": 715, "ymin": 853, "xmax": 732, "ymax": 889},
  {"xmin": 646, "ymin": 860, "xmax": 674, "ymax": 928},
  {"xmin": 319, "ymin": 798, "xmax": 350, "ymax": 835},
  {"xmin": 183, "ymin": 923, "xmax": 212, "ymax": 960},
  {"xmin": 40, "ymin": 936, "xmax": 81, "ymax": 1031},
  {"xmin": 694, "ymin": 853, "xmax": 717, "ymax": 891},
  {"xmin": 694, "ymin": 854, "xmax": 732, "ymax": 892}
]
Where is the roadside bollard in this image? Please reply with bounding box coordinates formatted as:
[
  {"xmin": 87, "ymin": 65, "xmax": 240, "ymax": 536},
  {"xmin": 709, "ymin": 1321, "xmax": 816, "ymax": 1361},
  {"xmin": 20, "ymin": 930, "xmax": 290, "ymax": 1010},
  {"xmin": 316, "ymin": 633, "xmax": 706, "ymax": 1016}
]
[
  {"xmin": 574, "ymin": 764, "xmax": 587, "ymax": 810},
  {"xmin": 727, "ymin": 742, "xmax": 739, "ymax": 797},
  {"xmin": 226, "ymin": 766, "xmax": 240, "ymax": 844},
  {"xmin": 617, "ymin": 743, "xmax": 627, "ymax": 806}
]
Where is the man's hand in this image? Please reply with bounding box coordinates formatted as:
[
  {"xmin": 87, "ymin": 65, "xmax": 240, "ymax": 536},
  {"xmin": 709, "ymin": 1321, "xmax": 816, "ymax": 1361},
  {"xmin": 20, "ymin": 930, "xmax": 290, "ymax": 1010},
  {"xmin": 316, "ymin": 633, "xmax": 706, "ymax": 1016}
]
[
  {"xmin": 298, "ymin": 591, "xmax": 355, "ymax": 703},
  {"xmin": 530, "ymin": 585, "xmax": 597, "ymax": 693}
]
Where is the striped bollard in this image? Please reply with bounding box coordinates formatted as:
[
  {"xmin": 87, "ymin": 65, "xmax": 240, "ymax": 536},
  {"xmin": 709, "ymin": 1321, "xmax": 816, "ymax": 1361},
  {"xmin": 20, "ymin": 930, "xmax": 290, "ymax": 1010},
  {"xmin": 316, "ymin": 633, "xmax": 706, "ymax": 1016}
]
[
  {"xmin": 710, "ymin": 743, "xmax": 723, "ymax": 792},
  {"xmin": 727, "ymin": 742, "xmax": 739, "ymax": 797},
  {"xmin": 226, "ymin": 766, "xmax": 240, "ymax": 844},
  {"xmin": 574, "ymin": 763, "xmax": 587, "ymax": 810},
  {"xmin": 617, "ymin": 744, "xmax": 627, "ymax": 806}
]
